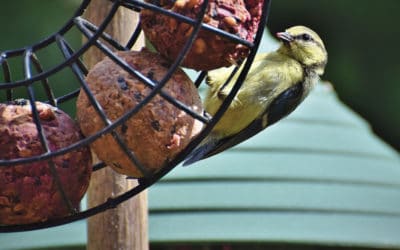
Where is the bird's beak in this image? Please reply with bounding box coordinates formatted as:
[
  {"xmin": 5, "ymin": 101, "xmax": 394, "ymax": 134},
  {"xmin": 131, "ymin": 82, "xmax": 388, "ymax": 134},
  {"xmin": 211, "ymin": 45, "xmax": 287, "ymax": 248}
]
[{"xmin": 276, "ymin": 32, "xmax": 294, "ymax": 43}]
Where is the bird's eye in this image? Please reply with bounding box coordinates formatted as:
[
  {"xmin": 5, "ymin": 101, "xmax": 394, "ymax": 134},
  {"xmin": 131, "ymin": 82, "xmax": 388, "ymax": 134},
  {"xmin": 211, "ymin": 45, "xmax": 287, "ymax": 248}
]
[{"xmin": 301, "ymin": 33, "xmax": 312, "ymax": 41}]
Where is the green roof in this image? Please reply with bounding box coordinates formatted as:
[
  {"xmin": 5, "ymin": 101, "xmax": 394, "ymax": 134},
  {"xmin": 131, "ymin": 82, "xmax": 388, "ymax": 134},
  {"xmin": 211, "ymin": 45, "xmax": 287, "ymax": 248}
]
[
  {"xmin": 1, "ymin": 32, "xmax": 399, "ymax": 249},
  {"xmin": 148, "ymin": 83, "xmax": 400, "ymax": 248}
]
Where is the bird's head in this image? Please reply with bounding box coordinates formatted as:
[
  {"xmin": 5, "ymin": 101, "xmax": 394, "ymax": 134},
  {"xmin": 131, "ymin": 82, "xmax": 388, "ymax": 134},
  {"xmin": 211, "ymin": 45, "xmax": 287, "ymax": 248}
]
[{"xmin": 277, "ymin": 26, "xmax": 328, "ymax": 75}]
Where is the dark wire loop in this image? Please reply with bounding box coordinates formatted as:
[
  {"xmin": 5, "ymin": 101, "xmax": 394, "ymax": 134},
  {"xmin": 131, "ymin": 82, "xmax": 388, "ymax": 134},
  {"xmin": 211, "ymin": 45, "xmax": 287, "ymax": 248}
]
[
  {"xmin": 75, "ymin": 16, "xmax": 210, "ymax": 123},
  {"xmin": 0, "ymin": 0, "xmax": 272, "ymax": 232},
  {"xmin": 0, "ymin": 54, "xmax": 12, "ymax": 100},
  {"xmin": 119, "ymin": 0, "xmax": 255, "ymax": 48},
  {"xmin": 24, "ymin": 49, "xmax": 76, "ymax": 215}
]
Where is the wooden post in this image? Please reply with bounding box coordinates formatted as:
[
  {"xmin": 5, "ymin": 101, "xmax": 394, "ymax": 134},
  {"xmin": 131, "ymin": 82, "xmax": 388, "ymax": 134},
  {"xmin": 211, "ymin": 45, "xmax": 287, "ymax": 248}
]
[{"xmin": 84, "ymin": 1, "xmax": 148, "ymax": 250}]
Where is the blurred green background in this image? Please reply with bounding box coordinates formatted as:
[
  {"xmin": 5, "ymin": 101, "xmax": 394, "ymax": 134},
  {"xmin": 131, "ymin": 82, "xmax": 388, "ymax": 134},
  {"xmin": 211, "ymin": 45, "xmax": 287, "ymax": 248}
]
[
  {"xmin": 267, "ymin": 0, "xmax": 400, "ymax": 151},
  {"xmin": 0, "ymin": 0, "xmax": 398, "ymax": 151}
]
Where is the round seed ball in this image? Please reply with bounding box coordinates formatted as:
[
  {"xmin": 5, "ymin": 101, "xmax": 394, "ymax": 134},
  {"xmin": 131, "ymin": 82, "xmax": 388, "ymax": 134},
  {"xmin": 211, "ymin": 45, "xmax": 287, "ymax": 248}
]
[
  {"xmin": 140, "ymin": 0, "xmax": 264, "ymax": 70},
  {"xmin": 76, "ymin": 49, "xmax": 203, "ymax": 178},
  {"xmin": 0, "ymin": 100, "xmax": 92, "ymax": 225}
]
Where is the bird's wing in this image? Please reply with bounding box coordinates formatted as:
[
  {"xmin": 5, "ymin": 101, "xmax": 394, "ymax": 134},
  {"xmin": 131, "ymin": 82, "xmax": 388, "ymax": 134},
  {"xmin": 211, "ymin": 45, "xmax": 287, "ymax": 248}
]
[
  {"xmin": 208, "ymin": 81, "xmax": 305, "ymax": 156},
  {"xmin": 182, "ymin": 113, "xmax": 268, "ymax": 166},
  {"xmin": 183, "ymin": 81, "xmax": 305, "ymax": 166}
]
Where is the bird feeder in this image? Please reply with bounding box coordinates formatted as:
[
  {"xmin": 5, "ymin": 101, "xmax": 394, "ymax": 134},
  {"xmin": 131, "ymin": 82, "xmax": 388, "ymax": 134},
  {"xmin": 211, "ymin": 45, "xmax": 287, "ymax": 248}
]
[{"xmin": 0, "ymin": 0, "xmax": 271, "ymax": 237}]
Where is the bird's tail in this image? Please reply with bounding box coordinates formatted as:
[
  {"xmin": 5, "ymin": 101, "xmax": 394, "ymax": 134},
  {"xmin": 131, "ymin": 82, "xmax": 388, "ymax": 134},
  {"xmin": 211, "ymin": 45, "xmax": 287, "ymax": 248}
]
[{"xmin": 182, "ymin": 139, "xmax": 217, "ymax": 166}]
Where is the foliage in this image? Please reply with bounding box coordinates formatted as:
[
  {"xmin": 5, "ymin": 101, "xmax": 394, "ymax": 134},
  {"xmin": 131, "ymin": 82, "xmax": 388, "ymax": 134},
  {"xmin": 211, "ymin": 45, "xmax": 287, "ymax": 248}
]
[{"xmin": 267, "ymin": 0, "xmax": 400, "ymax": 151}]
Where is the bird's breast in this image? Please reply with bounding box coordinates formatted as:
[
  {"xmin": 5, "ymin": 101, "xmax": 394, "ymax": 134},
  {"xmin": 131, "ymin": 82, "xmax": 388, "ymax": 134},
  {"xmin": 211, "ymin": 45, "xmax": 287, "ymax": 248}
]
[{"xmin": 208, "ymin": 96, "xmax": 266, "ymax": 137}]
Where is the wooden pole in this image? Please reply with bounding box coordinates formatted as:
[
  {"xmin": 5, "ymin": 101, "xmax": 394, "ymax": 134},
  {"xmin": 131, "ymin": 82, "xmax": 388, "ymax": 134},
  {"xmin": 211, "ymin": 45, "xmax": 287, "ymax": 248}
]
[{"xmin": 84, "ymin": 1, "xmax": 148, "ymax": 250}]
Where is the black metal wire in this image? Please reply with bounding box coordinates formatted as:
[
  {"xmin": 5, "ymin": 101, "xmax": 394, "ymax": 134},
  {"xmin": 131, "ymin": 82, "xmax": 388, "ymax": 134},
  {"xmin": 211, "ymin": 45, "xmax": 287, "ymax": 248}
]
[
  {"xmin": 24, "ymin": 48, "xmax": 76, "ymax": 215},
  {"xmin": 75, "ymin": 17, "xmax": 210, "ymax": 123},
  {"xmin": 0, "ymin": 53, "xmax": 12, "ymax": 100},
  {"xmin": 119, "ymin": 0, "xmax": 255, "ymax": 48},
  {"xmin": 29, "ymin": 53, "xmax": 58, "ymax": 107},
  {"xmin": 0, "ymin": 0, "xmax": 272, "ymax": 232}
]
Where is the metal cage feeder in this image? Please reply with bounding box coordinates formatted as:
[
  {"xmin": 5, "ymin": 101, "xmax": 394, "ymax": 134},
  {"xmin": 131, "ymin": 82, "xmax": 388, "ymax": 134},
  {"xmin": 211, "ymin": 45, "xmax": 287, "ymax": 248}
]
[{"xmin": 0, "ymin": 0, "xmax": 271, "ymax": 232}]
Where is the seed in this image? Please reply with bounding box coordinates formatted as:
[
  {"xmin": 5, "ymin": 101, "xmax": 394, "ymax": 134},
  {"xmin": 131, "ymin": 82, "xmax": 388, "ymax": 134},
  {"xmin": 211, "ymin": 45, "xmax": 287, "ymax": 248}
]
[
  {"xmin": 117, "ymin": 76, "xmax": 128, "ymax": 90},
  {"xmin": 186, "ymin": 0, "xmax": 197, "ymax": 9},
  {"xmin": 13, "ymin": 204, "xmax": 24, "ymax": 213},
  {"xmin": 203, "ymin": 14, "xmax": 210, "ymax": 23},
  {"xmin": 168, "ymin": 17, "xmax": 177, "ymax": 30},
  {"xmin": 147, "ymin": 70, "xmax": 155, "ymax": 80},
  {"xmin": 194, "ymin": 38, "xmax": 206, "ymax": 54},
  {"xmin": 134, "ymin": 91, "xmax": 143, "ymax": 101},
  {"xmin": 121, "ymin": 123, "xmax": 128, "ymax": 134},
  {"xmin": 174, "ymin": 0, "xmax": 186, "ymax": 8},
  {"xmin": 151, "ymin": 120, "xmax": 161, "ymax": 131},
  {"xmin": 223, "ymin": 16, "xmax": 237, "ymax": 27},
  {"xmin": 112, "ymin": 162, "xmax": 123, "ymax": 169},
  {"xmin": 180, "ymin": 23, "xmax": 193, "ymax": 37}
]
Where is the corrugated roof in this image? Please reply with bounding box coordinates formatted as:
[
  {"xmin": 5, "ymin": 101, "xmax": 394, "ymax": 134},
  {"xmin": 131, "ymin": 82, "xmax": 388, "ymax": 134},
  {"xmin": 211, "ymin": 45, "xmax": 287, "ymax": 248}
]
[{"xmin": 148, "ymin": 83, "xmax": 400, "ymax": 248}]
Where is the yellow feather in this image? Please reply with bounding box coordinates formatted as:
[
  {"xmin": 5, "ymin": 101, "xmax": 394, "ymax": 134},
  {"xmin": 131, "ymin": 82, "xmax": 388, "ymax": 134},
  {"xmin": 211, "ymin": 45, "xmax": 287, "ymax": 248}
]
[{"xmin": 205, "ymin": 52, "xmax": 304, "ymax": 137}]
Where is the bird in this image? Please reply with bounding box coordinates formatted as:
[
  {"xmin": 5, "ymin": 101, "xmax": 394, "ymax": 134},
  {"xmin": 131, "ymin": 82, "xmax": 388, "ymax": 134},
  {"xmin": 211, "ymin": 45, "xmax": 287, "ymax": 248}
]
[{"xmin": 183, "ymin": 25, "xmax": 328, "ymax": 166}]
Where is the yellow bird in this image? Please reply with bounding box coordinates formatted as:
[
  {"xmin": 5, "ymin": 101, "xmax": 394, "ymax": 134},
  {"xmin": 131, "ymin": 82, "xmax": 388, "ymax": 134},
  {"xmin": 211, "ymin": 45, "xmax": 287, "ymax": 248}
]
[{"xmin": 184, "ymin": 26, "xmax": 328, "ymax": 165}]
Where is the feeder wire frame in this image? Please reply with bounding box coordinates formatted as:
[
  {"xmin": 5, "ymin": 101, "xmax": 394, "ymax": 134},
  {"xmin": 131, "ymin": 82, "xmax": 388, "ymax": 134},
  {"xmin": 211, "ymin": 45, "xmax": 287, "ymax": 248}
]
[{"xmin": 0, "ymin": 0, "xmax": 272, "ymax": 232}]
